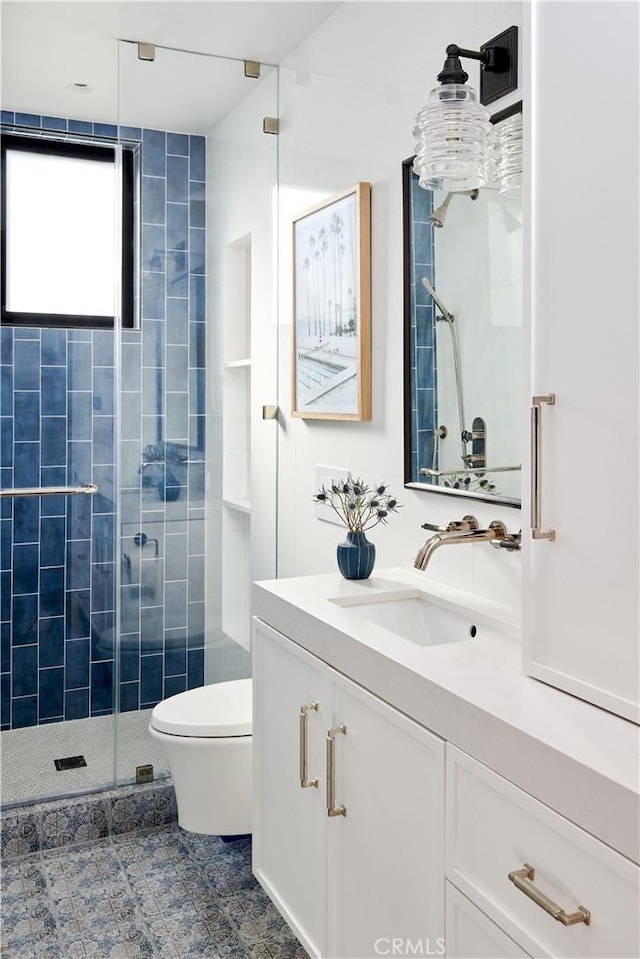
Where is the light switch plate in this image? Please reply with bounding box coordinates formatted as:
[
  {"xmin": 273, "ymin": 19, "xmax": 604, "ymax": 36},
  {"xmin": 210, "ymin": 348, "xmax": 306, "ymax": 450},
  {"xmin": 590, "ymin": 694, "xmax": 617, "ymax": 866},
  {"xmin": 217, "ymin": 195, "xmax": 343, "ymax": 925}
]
[{"xmin": 314, "ymin": 465, "xmax": 349, "ymax": 527}]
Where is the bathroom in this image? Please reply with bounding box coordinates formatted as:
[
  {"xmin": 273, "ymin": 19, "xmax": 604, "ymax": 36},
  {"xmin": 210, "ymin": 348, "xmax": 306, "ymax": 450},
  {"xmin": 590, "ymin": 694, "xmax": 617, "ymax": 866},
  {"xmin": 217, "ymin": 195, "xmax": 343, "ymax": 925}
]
[{"xmin": 1, "ymin": 2, "xmax": 638, "ymax": 958}]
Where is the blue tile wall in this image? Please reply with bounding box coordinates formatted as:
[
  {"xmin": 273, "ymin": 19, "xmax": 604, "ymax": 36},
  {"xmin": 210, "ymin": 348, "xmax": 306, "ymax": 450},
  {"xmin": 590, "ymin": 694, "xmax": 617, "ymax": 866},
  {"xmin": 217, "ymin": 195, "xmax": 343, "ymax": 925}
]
[
  {"xmin": 1, "ymin": 112, "xmax": 206, "ymax": 729},
  {"xmin": 408, "ymin": 171, "xmax": 438, "ymax": 483}
]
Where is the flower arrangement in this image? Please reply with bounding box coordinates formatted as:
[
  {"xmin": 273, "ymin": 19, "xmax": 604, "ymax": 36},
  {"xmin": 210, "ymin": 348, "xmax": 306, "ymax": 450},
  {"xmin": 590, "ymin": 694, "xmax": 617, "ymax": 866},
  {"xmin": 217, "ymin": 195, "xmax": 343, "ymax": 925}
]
[{"xmin": 313, "ymin": 473, "xmax": 401, "ymax": 532}]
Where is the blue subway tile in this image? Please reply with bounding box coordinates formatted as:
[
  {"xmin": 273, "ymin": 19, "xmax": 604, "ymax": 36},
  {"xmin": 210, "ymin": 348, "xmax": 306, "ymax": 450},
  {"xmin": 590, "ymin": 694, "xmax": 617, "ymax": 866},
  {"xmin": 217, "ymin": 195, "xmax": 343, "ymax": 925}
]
[
  {"xmin": 167, "ymin": 203, "xmax": 188, "ymax": 252},
  {"xmin": 65, "ymin": 687, "xmax": 89, "ymax": 720},
  {"xmin": 142, "ymin": 274, "xmax": 166, "ymax": 321},
  {"xmin": 411, "ymin": 178, "xmax": 433, "ymax": 221},
  {"xmin": 119, "ymin": 681, "xmax": 139, "ymax": 712},
  {"xmin": 40, "ymin": 566, "xmax": 64, "ymax": 618},
  {"xmin": 167, "ymin": 155, "xmax": 188, "ymax": 203},
  {"xmin": 1, "ymin": 110, "xmax": 15, "ymax": 124},
  {"xmin": 14, "ymin": 392, "xmax": 40, "ymax": 442},
  {"xmin": 166, "ymin": 345, "xmax": 188, "ymax": 392},
  {"xmin": 68, "ymin": 393, "xmax": 92, "ymax": 441},
  {"xmin": 166, "ymin": 252, "xmax": 188, "ymax": 297},
  {"xmin": 67, "ymin": 442, "xmax": 92, "ymax": 490},
  {"xmin": 120, "ymin": 585, "xmax": 140, "ymax": 634},
  {"xmin": 92, "ymin": 330, "xmax": 114, "ymax": 367},
  {"xmin": 66, "ymin": 487, "xmax": 92, "ymax": 539},
  {"xmin": 122, "ymin": 341, "xmax": 142, "ymax": 392},
  {"xmin": 39, "ymin": 666, "xmax": 64, "ymax": 720},
  {"xmin": 41, "ymin": 329, "xmax": 67, "ymax": 366},
  {"xmin": 93, "ymin": 366, "xmax": 114, "ymax": 414},
  {"xmin": 39, "ymin": 617, "xmax": 65, "ymax": 667},
  {"xmin": 41, "ymin": 366, "xmax": 67, "ymax": 415},
  {"xmin": 166, "ymin": 298, "xmax": 189, "ymax": 345},
  {"xmin": 187, "ymin": 602, "xmax": 205, "ymax": 647},
  {"xmin": 92, "ymin": 465, "xmax": 115, "ymax": 513},
  {"xmin": 164, "ymin": 674, "xmax": 186, "ymax": 698},
  {"xmin": 1, "ymin": 366, "xmax": 12, "ymax": 414},
  {"xmin": 120, "ymin": 394, "xmax": 141, "ymax": 441},
  {"xmin": 1, "ymin": 622, "xmax": 10, "ymax": 672},
  {"xmin": 187, "ymin": 555, "xmax": 204, "ymax": 603},
  {"xmin": 92, "ymin": 416, "xmax": 114, "ymax": 465},
  {"xmin": 164, "ymin": 635, "xmax": 186, "ymax": 676},
  {"xmin": 1, "ymin": 673, "xmax": 9, "ymax": 726},
  {"xmin": 11, "ymin": 594, "xmax": 37, "ymax": 645},
  {"xmin": 416, "ymin": 347, "xmax": 435, "ymax": 390},
  {"xmin": 11, "ymin": 695, "xmax": 37, "ymax": 728},
  {"xmin": 142, "ymin": 224, "xmax": 166, "ymax": 272},
  {"xmin": 91, "ymin": 611, "xmax": 115, "ymax": 661},
  {"xmin": 0, "ymin": 327, "xmax": 13, "ymax": 365},
  {"xmin": 187, "ymin": 647, "xmax": 204, "ymax": 689},
  {"xmin": 65, "ymin": 637, "xmax": 90, "ymax": 688},
  {"xmin": 16, "ymin": 112, "xmax": 40, "ymax": 128},
  {"xmin": 13, "ymin": 644, "xmax": 38, "ymax": 696},
  {"xmin": 69, "ymin": 119, "xmax": 93, "ymax": 135},
  {"xmin": 66, "ymin": 541, "xmax": 91, "ymax": 591},
  {"xmin": 65, "ymin": 591, "xmax": 90, "ymax": 641},
  {"xmin": 119, "ymin": 125, "xmax": 141, "ymax": 140},
  {"xmin": 42, "ymin": 116, "xmax": 67, "ymax": 132},
  {"xmin": 140, "ymin": 653, "xmax": 163, "ymax": 706},
  {"xmin": 189, "ymin": 197, "xmax": 206, "ymax": 229},
  {"xmin": 13, "ymin": 544, "xmax": 39, "ymax": 595},
  {"xmin": 41, "ymin": 417, "xmax": 67, "ymax": 467},
  {"xmin": 92, "ymin": 513, "xmax": 114, "ymax": 562},
  {"xmin": 142, "ymin": 176, "xmax": 165, "ymax": 225},
  {"xmin": 120, "ymin": 639, "xmax": 140, "ymax": 683},
  {"xmin": 14, "ymin": 340, "xmax": 40, "ymax": 390},
  {"xmin": 417, "ymin": 430, "xmax": 435, "ymax": 475},
  {"xmin": 13, "ymin": 498, "xmax": 39, "ymax": 545},
  {"xmin": 142, "ymin": 129, "xmax": 166, "ymax": 177},
  {"xmin": 90, "ymin": 660, "xmax": 114, "ymax": 714},
  {"xmin": 41, "ymin": 468, "xmax": 66, "ymax": 517},
  {"xmin": 190, "ymin": 228, "xmax": 205, "ymax": 276},
  {"xmin": 91, "ymin": 562, "xmax": 114, "ymax": 613},
  {"xmin": 94, "ymin": 122, "xmax": 117, "ymax": 139},
  {"xmin": 416, "ymin": 306, "xmax": 435, "ymax": 348},
  {"xmin": 189, "ymin": 136, "xmax": 205, "ymax": 181},
  {"xmin": 68, "ymin": 341, "xmax": 92, "ymax": 390},
  {"xmin": 140, "ymin": 606, "xmax": 164, "ymax": 652},
  {"xmin": 189, "ymin": 277, "xmax": 205, "ymax": 323},
  {"xmin": 167, "ymin": 132, "xmax": 188, "ymax": 156},
  {"xmin": 1, "ymin": 568, "xmax": 10, "ymax": 620}
]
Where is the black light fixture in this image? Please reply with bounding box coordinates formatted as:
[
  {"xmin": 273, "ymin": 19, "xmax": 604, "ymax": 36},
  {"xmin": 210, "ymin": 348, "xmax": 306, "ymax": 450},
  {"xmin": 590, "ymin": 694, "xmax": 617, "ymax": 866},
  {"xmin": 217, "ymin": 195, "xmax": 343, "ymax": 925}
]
[{"xmin": 413, "ymin": 26, "xmax": 518, "ymax": 192}]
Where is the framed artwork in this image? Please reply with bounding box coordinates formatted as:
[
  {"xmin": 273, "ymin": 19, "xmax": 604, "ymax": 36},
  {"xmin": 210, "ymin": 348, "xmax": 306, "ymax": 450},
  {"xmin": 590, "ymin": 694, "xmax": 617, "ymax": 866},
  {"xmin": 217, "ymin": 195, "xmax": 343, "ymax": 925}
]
[{"xmin": 292, "ymin": 182, "xmax": 371, "ymax": 420}]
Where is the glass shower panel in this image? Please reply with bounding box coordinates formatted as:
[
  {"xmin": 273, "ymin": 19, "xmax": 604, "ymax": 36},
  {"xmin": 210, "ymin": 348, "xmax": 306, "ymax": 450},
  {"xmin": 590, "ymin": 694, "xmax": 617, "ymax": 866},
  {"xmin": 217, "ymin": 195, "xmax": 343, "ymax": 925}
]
[{"xmin": 115, "ymin": 43, "xmax": 278, "ymax": 786}]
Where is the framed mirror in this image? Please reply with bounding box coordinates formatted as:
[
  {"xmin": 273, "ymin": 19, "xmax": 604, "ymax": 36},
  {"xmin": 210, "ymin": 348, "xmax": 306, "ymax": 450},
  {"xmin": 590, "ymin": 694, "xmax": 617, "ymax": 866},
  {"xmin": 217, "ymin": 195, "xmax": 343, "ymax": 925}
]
[{"xmin": 403, "ymin": 102, "xmax": 523, "ymax": 507}]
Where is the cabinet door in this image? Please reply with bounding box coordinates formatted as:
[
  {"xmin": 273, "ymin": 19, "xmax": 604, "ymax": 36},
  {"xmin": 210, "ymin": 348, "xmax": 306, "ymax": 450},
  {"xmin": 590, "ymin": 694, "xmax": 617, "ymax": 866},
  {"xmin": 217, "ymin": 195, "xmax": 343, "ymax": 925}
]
[
  {"xmin": 524, "ymin": 1, "xmax": 640, "ymax": 722},
  {"xmin": 252, "ymin": 620, "xmax": 329, "ymax": 957},
  {"xmin": 446, "ymin": 883, "xmax": 531, "ymax": 959},
  {"xmin": 326, "ymin": 673, "xmax": 445, "ymax": 959}
]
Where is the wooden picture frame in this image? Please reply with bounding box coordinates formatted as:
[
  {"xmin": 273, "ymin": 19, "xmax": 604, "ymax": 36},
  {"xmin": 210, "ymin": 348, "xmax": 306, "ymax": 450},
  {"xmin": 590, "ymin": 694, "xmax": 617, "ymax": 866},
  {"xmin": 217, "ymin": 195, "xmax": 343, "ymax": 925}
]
[{"xmin": 292, "ymin": 182, "xmax": 371, "ymax": 420}]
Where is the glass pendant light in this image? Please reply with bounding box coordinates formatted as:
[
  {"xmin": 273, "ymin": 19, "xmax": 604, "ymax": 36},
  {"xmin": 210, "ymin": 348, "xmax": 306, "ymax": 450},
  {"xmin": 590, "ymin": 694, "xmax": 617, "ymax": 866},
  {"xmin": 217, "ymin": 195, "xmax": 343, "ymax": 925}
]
[
  {"xmin": 494, "ymin": 110, "xmax": 523, "ymax": 198},
  {"xmin": 413, "ymin": 31, "xmax": 518, "ymax": 193}
]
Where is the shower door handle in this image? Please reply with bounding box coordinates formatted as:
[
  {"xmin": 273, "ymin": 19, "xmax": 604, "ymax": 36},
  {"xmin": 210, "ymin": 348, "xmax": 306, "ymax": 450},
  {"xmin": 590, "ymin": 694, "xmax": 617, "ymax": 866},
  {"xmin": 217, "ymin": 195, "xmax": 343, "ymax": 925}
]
[
  {"xmin": 0, "ymin": 483, "xmax": 98, "ymax": 498},
  {"xmin": 299, "ymin": 702, "xmax": 319, "ymax": 788},
  {"xmin": 531, "ymin": 394, "xmax": 555, "ymax": 541}
]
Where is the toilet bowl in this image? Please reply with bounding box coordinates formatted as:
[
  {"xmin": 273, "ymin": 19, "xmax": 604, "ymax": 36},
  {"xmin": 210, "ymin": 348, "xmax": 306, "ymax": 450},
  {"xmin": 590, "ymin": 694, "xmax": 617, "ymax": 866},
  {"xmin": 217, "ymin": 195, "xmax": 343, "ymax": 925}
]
[{"xmin": 149, "ymin": 678, "xmax": 252, "ymax": 836}]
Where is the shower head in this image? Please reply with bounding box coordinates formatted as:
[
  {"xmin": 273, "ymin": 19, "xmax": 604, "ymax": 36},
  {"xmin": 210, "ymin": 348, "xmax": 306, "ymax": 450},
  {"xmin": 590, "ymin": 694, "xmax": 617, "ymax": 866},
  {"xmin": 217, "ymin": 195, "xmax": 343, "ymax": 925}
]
[{"xmin": 428, "ymin": 188, "xmax": 479, "ymax": 228}]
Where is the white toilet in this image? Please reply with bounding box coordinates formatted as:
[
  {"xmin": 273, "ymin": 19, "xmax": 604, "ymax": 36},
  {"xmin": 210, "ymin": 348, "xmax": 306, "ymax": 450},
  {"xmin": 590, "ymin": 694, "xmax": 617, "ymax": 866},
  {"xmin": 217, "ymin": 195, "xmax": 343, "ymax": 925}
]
[{"xmin": 148, "ymin": 677, "xmax": 252, "ymax": 836}]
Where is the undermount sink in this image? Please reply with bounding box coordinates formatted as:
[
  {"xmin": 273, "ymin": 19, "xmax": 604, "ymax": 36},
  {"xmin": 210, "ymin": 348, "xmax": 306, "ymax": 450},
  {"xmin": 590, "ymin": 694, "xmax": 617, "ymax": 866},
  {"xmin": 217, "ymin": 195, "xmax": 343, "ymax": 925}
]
[{"xmin": 330, "ymin": 589, "xmax": 508, "ymax": 647}]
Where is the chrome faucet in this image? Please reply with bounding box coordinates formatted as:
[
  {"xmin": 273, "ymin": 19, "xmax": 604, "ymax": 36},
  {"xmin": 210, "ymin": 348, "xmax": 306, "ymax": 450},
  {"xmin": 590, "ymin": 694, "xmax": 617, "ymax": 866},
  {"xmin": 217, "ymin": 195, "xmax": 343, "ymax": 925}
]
[{"xmin": 414, "ymin": 515, "xmax": 521, "ymax": 571}]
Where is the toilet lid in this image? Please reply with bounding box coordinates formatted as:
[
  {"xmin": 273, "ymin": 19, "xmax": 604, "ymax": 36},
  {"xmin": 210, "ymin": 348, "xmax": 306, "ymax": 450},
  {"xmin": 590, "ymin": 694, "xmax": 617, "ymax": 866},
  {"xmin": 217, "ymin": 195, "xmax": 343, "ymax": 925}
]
[{"xmin": 150, "ymin": 678, "xmax": 252, "ymax": 737}]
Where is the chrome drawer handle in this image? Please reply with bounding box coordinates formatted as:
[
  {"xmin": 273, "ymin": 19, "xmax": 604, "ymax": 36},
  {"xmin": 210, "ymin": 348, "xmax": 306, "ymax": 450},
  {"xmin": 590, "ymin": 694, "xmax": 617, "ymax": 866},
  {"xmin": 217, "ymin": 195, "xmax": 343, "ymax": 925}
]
[
  {"xmin": 326, "ymin": 724, "xmax": 347, "ymax": 817},
  {"xmin": 508, "ymin": 864, "xmax": 591, "ymax": 927},
  {"xmin": 299, "ymin": 702, "xmax": 319, "ymax": 788},
  {"xmin": 531, "ymin": 393, "xmax": 556, "ymax": 541}
]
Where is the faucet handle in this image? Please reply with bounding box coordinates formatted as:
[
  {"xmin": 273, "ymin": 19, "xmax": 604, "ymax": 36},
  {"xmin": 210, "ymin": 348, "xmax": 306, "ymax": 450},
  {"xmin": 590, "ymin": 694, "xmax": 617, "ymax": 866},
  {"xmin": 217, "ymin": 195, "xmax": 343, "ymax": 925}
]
[{"xmin": 421, "ymin": 515, "xmax": 479, "ymax": 534}]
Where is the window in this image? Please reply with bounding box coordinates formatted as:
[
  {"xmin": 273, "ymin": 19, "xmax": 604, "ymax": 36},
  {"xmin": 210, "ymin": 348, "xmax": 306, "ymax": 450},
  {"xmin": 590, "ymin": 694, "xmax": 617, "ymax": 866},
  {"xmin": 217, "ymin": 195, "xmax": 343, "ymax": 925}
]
[{"xmin": 1, "ymin": 134, "xmax": 134, "ymax": 328}]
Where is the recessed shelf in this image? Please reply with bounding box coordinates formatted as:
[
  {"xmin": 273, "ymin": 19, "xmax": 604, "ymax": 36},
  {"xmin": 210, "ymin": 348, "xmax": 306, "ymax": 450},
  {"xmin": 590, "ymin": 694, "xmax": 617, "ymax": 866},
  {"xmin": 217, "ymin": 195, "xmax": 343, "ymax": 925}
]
[
  {"xmin": 223, "ymin": 496, "xmax": 251, "ymax": 514},
  {"xmin": 223, "ymin": 358, "xmax": 251, "ymax": 369}
]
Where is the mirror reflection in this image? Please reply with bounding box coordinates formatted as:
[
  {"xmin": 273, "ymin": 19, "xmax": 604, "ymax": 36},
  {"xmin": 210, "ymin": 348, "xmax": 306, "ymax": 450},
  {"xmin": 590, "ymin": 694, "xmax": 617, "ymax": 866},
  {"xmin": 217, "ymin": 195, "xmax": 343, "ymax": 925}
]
[{"xmin": 403, "ymin": 109, "xmax": 523, "ymax": 505}]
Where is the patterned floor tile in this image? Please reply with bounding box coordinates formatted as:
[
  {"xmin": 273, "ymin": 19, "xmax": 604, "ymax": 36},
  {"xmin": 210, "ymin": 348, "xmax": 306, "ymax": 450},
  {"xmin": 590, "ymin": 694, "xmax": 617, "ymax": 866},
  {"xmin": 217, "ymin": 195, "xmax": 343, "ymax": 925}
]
[{"xmin": 1, "ymin": 819, "xmax": 308, "ymax": 959}]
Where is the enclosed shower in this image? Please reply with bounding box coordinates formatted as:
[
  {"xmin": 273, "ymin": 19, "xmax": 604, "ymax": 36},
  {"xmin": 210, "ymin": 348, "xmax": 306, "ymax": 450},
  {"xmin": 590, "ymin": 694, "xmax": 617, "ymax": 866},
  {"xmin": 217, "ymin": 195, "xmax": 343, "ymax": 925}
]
[{"xmin": 0, "ymin": 41, "xmax": 278, "ymax": 807}]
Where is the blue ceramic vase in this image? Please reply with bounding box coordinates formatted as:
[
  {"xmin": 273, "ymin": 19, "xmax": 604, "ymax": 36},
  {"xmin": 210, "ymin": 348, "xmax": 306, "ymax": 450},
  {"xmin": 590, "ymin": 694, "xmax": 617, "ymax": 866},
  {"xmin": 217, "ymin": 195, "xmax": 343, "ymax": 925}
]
[{"xmin": 337, "ymin": 531, "xmax": 376, "ymax": 580}]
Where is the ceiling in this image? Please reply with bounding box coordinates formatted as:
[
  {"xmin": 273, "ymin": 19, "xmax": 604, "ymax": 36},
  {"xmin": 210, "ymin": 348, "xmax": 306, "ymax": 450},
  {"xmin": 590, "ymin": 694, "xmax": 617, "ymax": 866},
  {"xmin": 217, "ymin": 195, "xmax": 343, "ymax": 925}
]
[{"xmin": 0, "ymin": 1, "xmax": 340, "ymax": 131}]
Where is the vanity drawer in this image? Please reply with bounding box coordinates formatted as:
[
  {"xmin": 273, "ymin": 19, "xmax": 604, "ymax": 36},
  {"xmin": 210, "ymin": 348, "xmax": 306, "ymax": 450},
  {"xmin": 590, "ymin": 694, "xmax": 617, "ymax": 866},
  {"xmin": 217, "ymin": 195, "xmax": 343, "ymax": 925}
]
[
  {"xmin": 446, "ymin": 746, "xmax": 640, "ymax": 958},
  {"xmin": 446, "ymin": 881, "xmax": 531, "ymax": 958}
]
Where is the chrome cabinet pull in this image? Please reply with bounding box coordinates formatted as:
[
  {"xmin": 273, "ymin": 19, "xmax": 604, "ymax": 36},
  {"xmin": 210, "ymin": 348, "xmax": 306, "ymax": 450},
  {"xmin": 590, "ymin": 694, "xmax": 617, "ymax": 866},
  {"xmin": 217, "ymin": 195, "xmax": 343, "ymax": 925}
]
[
  {"xmin": 299, "ymin": 702, "xmax": 319, "ymax": 788},
  {"xmin": 508, "ymin": 864, "xmax": 591, "ymax": 926},
  {"xmin": 531, "ymin": 393, "xmax": 556, "ymax": 541},
  {"xmin": 326, "ymin": 724, "xmax": 347, "ymax": 817}
]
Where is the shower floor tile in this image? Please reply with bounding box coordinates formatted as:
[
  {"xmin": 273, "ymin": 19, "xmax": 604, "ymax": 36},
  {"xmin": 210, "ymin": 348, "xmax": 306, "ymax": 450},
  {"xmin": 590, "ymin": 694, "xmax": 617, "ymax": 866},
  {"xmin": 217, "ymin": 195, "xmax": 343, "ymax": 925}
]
[
  {"xmin": 1, "ymin": 825, "xmax": 309, "ymax": 959},
  {"xmin": 1, "ymin": 711, "xmax": 169, "ymax": 807}
]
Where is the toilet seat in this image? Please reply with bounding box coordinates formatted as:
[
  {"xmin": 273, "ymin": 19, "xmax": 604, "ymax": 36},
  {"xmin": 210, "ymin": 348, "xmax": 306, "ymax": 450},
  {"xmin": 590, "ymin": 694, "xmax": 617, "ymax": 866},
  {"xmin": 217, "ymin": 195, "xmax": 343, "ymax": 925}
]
[{"xmin": 150, "ymin": 677, "xmax": 252, "ymax": 738}]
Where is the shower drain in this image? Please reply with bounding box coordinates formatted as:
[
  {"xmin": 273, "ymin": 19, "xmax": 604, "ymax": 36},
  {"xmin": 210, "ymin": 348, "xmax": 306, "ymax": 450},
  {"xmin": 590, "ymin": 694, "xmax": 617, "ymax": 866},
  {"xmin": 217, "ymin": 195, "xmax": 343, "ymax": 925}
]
[{"xmin": 54, "ymin": 755, "xmax": 87, "ymax": 771}]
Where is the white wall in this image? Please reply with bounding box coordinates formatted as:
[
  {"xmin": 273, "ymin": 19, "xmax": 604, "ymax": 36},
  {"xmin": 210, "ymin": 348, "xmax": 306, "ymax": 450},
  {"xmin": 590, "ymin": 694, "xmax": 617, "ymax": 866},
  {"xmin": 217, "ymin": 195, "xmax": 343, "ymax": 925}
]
[{"xmin": 275, "ymin": 1, "xmax": 524, "ymax": 609}]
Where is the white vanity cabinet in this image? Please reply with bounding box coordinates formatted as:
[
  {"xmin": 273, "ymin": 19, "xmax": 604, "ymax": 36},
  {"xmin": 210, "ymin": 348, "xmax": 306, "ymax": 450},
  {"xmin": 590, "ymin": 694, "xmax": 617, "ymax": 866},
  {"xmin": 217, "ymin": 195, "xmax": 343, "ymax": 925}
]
[
  {"xmin": 446, "ymin": 747, "xmax": 640, "ymax": 959},
  {"xmin": 524, "ymin": 0, "xmax": 640, "ymax": 721},
  {"xmin": 252, "ymin": 619, "xmax": 445, "ymax": 959}
]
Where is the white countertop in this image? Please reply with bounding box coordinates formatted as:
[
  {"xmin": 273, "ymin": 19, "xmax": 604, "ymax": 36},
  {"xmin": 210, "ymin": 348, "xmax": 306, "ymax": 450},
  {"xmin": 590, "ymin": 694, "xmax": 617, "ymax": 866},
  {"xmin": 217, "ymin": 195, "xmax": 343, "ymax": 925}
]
[{"xmin": 253, "ymin": 567, "xmax": 640, "ymax": 864}]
